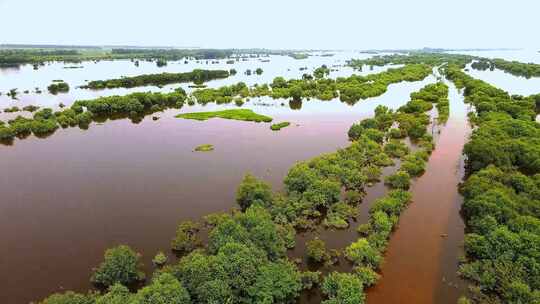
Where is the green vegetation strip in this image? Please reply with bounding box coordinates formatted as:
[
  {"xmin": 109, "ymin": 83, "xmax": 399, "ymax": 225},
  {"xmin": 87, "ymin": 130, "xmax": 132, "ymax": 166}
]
[
  {"xmin": 443, "ymin": 64, "xmax": 540, "ymax": 304},
  {"xmin": 83, "ymin": 69, "xmax": 230, "ymax": 89},
  {"xmin": 176, "ymin": 109, "xmax": 272, "ymax": 123},
  {"xmin": 472, "ymin": 57, "xmax": 540, "ymax": 78},
  {"xmin": 270, "ymin": 121, "xmax": 290, "ymax": 131},
  {"xmin": 194, "ymin": 144, "xmax": 214, "ymax": 152}
]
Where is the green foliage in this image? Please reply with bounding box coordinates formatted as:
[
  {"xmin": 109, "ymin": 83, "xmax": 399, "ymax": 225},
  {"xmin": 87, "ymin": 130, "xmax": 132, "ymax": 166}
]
[
  {"xmin": 248, "ymin": 260, "xmax": 302, "ymax": 303},
  {"xmin": 194, "ymin": 144, "xmax": 214, "ymax": 152},
  {"xmin": 321, "ymin": 272, "xmax": 365, "ymax": 304},
  {"xmin": 324, "ymin": 202, "xmax": 357, "ymax": 229},
  {"xmin": 443, "ymin": 61, "xmax": 540, "ymax": 303},
  {"xmin": 171, "ymin": 221, "xmax": 201, "ymax": 253},
  {"xmin": 384, "ymin": 170, "xmax": 411, "ymax": 189},
  {"xmin": 401, "ymin": 151, "xmax": 428, "ymax": 177},
  {"xmin": 39, "ymin": 292, "xmax": 96, "ymax": 304},
  {"xmin": 383, "ymin": 140, "xmax": 409, "ymax": 158},
  {"xmin": 306, "ymin": 238, "xmax": 329, "ymax": 262},
  {"xmin": 300, "ymin": 271, "xmax": 321, "ymax": 289},
  {"xmin": 176, "ymin": 109, "xmax": 272, "ymax": 123},
  {"xmin": 133, "ymin": 273, "xmax": 191, "ymax": 304},
  {"xmin": 85, "ymin": 69, "xmax": 229, "ymax": 89},
  {"xmin": 236, "ymin": 173, "xmax": 273, "ymax": 210},
  {"xmin": 208, "ymin": 205, "xmax": 287, "ymax": 260},
  {"xmin": 345, "ymin": 238, "xmax": 382, "ymax": 268},
  {"xmin": 96, "ymin": 284, "xmax": 133, "ymax": 304},
  {"xmin": 353, "ymin": 266, "xmax": 380, "ymax": 287},
  {"xmin": 91, "ymin": 245, "xmax": 145, "ymax": 287},
  {"xmin": 152, "ymin": 251, "xmax": 168, "ymax": 266},
  {"xmin": 270, "ymin": 121, "xmax": 290, "ymax": 131},
  {"xmin": 47, "ymin": 81, "xmax": 70, "ymax": 94}
]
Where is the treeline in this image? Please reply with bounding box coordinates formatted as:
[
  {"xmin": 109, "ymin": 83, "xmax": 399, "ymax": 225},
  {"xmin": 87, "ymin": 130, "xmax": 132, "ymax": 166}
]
[
  {"xmin": 0, "ymin": 49, "xmax": 82, "ymax": 67},
  {"xmin": 0, "ymin": 48, "xmax": 235, "ymax": 67},
  {"xmin": 0, "ymin": 89, "xmax": 187, "ymax": 144},
  {"xmin": 348, "ymin": 52, "xmax": 475, "ymax": 69},
  {"xmin": 111, "ymin": 48, "xmax": 233, "ymax": 60},
  {"xmin": 444, "ymin": 65, "xmax": 540, "ymax": 303},
  {"xmin": 83, "ymin": 69, "xmax": 230, "ymax": 89},
  {"xmin": 191, "ymin": 64, "xmax": 432, "ymax": 105},
  {"xmin": 471, "ymin": 58, "xmax": 540, "ymax": 78}
]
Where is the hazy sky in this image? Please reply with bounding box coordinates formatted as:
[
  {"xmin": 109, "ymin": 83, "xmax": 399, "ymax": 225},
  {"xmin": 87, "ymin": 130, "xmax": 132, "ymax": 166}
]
[{"xmin": 0, "ymin": 0, "xmax": 538, "ymax": 50}]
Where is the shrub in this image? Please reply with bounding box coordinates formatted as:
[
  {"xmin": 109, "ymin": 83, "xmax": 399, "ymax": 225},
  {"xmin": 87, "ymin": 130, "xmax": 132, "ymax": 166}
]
[
  {"xmin": 321, "ymin": 272, "xmax": 365, "ymax": 304},
  {"xmin": 152, "ymin": 251, "xmax": 168, "ymax": 266},
  {"xmin": 344, "ymin": 238, "xmax": 381, "ymax": 268},
  {"xmin": 171, "ymin": 221, "xmax": 201, "ymax": 252},
  {"xmin": 306, "ymin": 238, "xmax": 329, "ymax": 262},
  {"xmin": 236, "ymin": 173, "xmax": 273, "ymax": 210},
  {"xmin": 384, "ymin": 170, "xmax": 411, "ymax": 189},
  {"xmin": 91, "ymin": 245, "xmax": 145, "ymax": 287}
]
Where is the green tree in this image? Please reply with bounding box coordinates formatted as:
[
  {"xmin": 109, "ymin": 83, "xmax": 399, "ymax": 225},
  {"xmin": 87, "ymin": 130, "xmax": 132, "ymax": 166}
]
[
  {"xmin": 91, "ymin": 245, "xmax": 145, "ymax": 287},
  {"xmin": 236, "ymin": 173, "xmax": 273, "ymax": 210},
  {"xmin": 133, "ymin": 273, "xmax": 191, "ymax": 304},
  {"xmin": 171, "ymin": 221, "xmax": 201, "ymax": 252}
]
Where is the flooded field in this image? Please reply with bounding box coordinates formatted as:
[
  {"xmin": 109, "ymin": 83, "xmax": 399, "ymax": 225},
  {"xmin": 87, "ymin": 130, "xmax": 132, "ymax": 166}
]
[{"xmin": 1, "ymin": 49, "xmax": 539, "ymax": 304}]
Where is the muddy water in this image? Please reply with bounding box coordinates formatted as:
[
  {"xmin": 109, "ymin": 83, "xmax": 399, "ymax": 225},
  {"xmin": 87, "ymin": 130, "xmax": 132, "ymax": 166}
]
[
  {"xmin": 0, "ymin": 69, "xmax": 435, "ymax": 304},
  {"xmin": 367, "ymin": 80, "xmax": 470, "ymax": 304}
]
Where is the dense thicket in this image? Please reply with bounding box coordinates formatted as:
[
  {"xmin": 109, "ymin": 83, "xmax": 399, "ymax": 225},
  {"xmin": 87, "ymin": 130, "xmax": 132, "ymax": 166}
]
[{"xmin": 444, "ymin": 64, "xmax": 540, "ymax": 303}]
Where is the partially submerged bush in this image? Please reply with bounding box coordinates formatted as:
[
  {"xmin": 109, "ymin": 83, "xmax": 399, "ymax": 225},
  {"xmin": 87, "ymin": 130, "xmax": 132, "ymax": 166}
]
[{"xmin": 91, "ymin": 245, "xmax": 145, "ymax": 287}]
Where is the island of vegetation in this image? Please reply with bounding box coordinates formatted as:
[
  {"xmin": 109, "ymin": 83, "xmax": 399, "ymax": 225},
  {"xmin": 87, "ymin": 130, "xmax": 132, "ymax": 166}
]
[
  {"xmin": 176, "ymin": 109, "xmax": 272, "ymax": 123},
  {"xmin": 194, "ymin": 144, "xmax": 214, "ymax": 152},
  {"xmin": 270, "ymin": 121, "xmax": 291, "ymax": 131},
  {"xmin": 289, "ymin": 53, "xmax": 309, "ymax": 60},
  {"xmin": 83, "ymin": 69, "xmax": 230, "ymax": 89},
  {"xmin": 47, "ymin": 81, "xmax": 70, "ymax": 94},
  {"xmin": 0, "ymin": 47, "xmax": 235, "ymax": 67}
]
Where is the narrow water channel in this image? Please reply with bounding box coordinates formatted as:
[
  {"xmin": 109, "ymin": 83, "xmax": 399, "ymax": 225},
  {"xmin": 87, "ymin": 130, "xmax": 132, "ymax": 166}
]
[{"xmin": 367, "ymin": 80, "xmax": 471, "ymax": 304}]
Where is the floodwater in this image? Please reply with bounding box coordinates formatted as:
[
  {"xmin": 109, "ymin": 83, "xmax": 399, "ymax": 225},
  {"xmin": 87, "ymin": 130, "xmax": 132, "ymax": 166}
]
[
  {"xmin": 464, "ymin": 62, "xmax": 540, "ymax": 96},
  {"xmin": 367, "ymin": 79, "xmax": 471, "ymax": 304},
  {"xmin": 0, "ymin": 51, "xmax": 397, "ymax": 110},
  {"xmin": 0, "ymin": 51, "xmax": 439, "ymax": 304},
  {"xmin": 447, "ymin": 49, "xmax": 540, "ymax": 64}
]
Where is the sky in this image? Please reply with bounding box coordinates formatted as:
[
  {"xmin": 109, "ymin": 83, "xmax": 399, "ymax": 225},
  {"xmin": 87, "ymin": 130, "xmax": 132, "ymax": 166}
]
[{"xmin": 0, "ymin": 0, "xmax": 538, "ymax": 50}]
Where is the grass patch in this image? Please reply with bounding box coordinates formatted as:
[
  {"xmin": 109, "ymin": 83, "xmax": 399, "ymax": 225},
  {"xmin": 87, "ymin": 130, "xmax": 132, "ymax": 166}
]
[
  {"xmin": 194, "ymin": 144, "xmax": 214, "ymax": 152},
  {"xmin": 270, "ymin": 121, "xmax": 291, "ymax": 131},
  {"xmin": 176, "ymin": 109, "xmax": 272, "ymax": 123}
]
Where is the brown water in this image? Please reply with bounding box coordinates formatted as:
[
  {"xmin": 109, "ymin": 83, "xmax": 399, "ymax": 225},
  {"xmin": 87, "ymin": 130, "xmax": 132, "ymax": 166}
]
[
  {"xmin": 367, "ymin": 80, "xmax": 470, "ymax": 304},
  {"xmin": 0, "ymin": 73, "xmax": 435, "ymax": 304}
]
